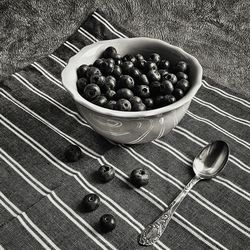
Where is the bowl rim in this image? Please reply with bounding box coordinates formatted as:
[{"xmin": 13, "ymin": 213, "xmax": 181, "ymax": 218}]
[{"xmin": 61, "ymin": 37, "xmax": 203, "ymax": 118}]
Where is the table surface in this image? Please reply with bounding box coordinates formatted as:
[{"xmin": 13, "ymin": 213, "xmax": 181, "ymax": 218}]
[{"xmin": 0, "ymin": 11, "xmax": 250, "ymax": 250}]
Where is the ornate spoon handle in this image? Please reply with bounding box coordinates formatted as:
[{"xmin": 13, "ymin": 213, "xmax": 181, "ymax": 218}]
[{"xmin": 138, "ymin": 175, "xmax": 201, "ymax": 246}]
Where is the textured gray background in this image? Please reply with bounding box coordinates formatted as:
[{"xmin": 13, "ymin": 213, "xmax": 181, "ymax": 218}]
[{"xmin": 0, "ymin": 0, "xmax": 249, "ymax": 97}]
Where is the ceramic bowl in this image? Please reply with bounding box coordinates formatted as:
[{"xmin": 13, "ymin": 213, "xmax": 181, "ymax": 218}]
[{"xmin": 61, "ymin": 37, "xmax": 202, "ymax": 144}]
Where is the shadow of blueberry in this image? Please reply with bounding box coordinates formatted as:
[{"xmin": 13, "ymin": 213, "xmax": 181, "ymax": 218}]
[
  {"xmin": 92, "ymin": 221, "xmax": 103, "ymax": 234},
  {"xmin": 89, "ymin": 171, "xmax": 104, "ymax": 184}
]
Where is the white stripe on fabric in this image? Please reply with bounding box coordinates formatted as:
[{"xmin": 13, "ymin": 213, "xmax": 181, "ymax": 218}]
[
  {"xmin": 63, "ymin": 42, "xmax": 78, "ymax": 54},
  {"xmin": 174, "ymin": 215, "xmax": 228, "ymax": 250},
  {"xmin": 187, "ymin": 111, "xmax": 250, "ymax": 150},
  {"xmin": 0, "ymin": 194, "xmax": 51, "ymax": 250},
  {"xmin": 31, "ymin": 62, "xmax": 65, "ymax": 91},
  {"xmin": 93, "ymin": 12, "xmax": 127, "ymax": 38},
  {"xmin": 0, "ymin": 115, "xmax": 167, "ymax": 250},
  {"xmin": 153, "ymin": 140, "xmax": 250, "ymax": 201},
  {"xmin": 48, "ymin": 54, "xmax": 67, "ymax": 67},
  {"xmin": 64, "ymin": 41, "xmax": 80, "ymax": 53},
  {"xmin": 78, "ymin": 29, "xmax": 98, "ymax": 43},
  {"xmin": 193, "ymin": 97, "xmax": 250, "ymax": 127},
  {"xmin": 1, "ymin": 88, "xmax": 98, "ymax": 160},
  {"xmin": 0, "ymin": 147, "xmax": 116, "ymax": 250},
  {"xmin": 202, "ymin": 81, "xmax": 250, "ymax": 108},
  {"xmin": 122, "ymin": 145, "xmax": 250, "ymax": 237},
  {"xmin": 33, "ymin": 62, "xmax": 62, "ymax": 86},
  {"xmin": 78, "ymin": 27, "xmax": 99, "ymax": 42},
  {"xmin": 22, "ymin": 213, "xmax": 60, "ymax": 250},
  {"xmin": 0, "ymin": 244, "xmax": 5, "ymax": 250}
]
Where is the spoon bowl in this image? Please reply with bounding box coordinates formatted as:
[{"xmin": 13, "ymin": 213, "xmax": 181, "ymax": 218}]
[{"xmin": 193, "ymin": 140, "xmax": 230, "ymax": 179}]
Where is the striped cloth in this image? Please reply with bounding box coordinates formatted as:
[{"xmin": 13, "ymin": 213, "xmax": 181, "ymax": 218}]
[{"xmin": 1, "ymin": 10, "xmax": 250, "ymax": 250}]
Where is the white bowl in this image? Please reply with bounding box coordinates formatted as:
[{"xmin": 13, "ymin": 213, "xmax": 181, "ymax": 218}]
[{"xmin": 62, "ymin": 37, "xmax": 202, "ymax": 144}]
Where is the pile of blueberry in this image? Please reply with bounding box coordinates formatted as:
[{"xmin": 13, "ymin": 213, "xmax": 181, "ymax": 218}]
[
  {"xmin": 76, "ymin": 46, "xmax": 190, "ymax": 111},
  {"xmin": 64, "ymin": 144, "xmax": 150, "ymax": 233}
]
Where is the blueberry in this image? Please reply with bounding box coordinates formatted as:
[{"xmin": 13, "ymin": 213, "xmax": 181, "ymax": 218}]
[
  {"xmin": 135, "ymin": 54, "xmax": 144, "ymax": 61},
  {"xmin": 162, "ymin": 73, "xmax": 177, "ymax": 84},
  {"xmin": 118, "ymin": 75, "xmax": 135, "ymax": 89},
  {"xmin": 106, "ymin": 58, "xmax": 115, "ymax": 65},
  {"xmin": 132, "ymin": 102, "xmax": 146, "ymax": 111},
  {"xmin": 158, "ymin": 59, "xmax": 170, "ymax": 70},
  {"xmin": 64, "ymin": 144, "xmax": 81, "ymax": 162},
  {"xmin": 102, "ymin": 46, "xmax": 117, "ymax": 58},
  {"xmin": 150, "ymin": 81, "xmax": 161, "ymax": 96},
  {"xmin": 99, "ymin": 214, "xmax": 116, "ymax": 233},
  {"xmin": 129, "ymin": 67, "xmax": 141, "ymax": 80},
  {"xmin": 130, "ymin": 168, "xmax": 150, "ymax": 188},
  {"xmin": 163, "ymin": 94, "xmax": 176, "ymax": 105},
  {"xmin": 173, "ymin": 88, "xmax": 184, "ymax": 100},
  {"xmin": 112, "ymin": 65, "xmax": 122, "ymax": 78},
  {"xmin": 77, "ymin": 77, "xmax": 88, "ymax": 95},
  {"xmin": 77, "ymin": 64, "xmax": 88, "ymax": 78},
  {"xmin": 121, "ymin": 61, "xmax": 134, "ymax": 74},
  {"xmin": 97, "ymin": 165, "xmax": 115, "ymax": 182},
  {"xmin": 129, "ymin": 96, "xmax": 142, "ymax": 105},
  {"xmin": 105, "ymin": 89, "xmax": 116, "ymax": 99},
  {"xmin": 93, "ymin": 59, "xmax": 104, "ymax": 68},
  {"xmin": 144, "ymin": 98, "xmax": 154, "ymax": 109},
  {"xmin": 116, "ymin": 99, "xmax": 132, "ymax": 111},
  {"xmin": 90, "ymin": 74, "xmax": 102, "ymax": 85},
  {"xmin": 116, "ymin": 88, "xmax": 134, "ymax": 100},
  {"xmin": 175, "ymin": 61, "xmax": 188, "ymax": 72},
  {"xmin": 175, "ymin": 79, "xmax": 190, "ymax": 92},
  {"xmin": 137, "ymin": 74, "xmax": 149, "ymax": 85},
  {"xmin": 145, "ymin": 61, "xmax": 157, "ymax": 72},
  {"xmin": 154, "ymin": 95, "xmax": 165, "ymax": 107},
  {"xmin": 82, "ymin": 193, "xmax": 100, "ymax": 212},
  {"xmin": 105, "ymin": 76, "xmax": 116, "ymax": 90},
  {"xmin": 113, "ymin": 53, "xmax": 122, "ymax": 62},
  {"xmin": 176, "ymin": 72, "xmax": 188, "ymax": 80},
  {"xmin": 84, "ymin": 84, "xmax": 101, "ymax": 100},
  {"xmin": 123, "ymin": 54, "xmax": 136, "ymax": 63},
  {"xmin": 158, "ymin": 69, "xmax": 169, "ymax": 78},
  {"xmin": 160, "ymin": 80, "xmax": 174, "ymax": 94},
  {"xmin": 96, "ymin": 76, "xmax": 106, "ymax": 88},
  {"xmin": 86, "ymin": 67, "xmax": 102, "ymax": 78},
  {"xmin": 115, "ymin": 59, "xmax": 122, "ymax": 66},
  {"xmin": 147, "ymin": 70, "xmax": 161, "ymax": 82},
  {"xmin": 149, "ymin": 53, "xmax": 161, "ymax": 65},
  {"xmin": 93, "ymin": 95, "xmax": 108, "ymax": 107},
  {"xmin": 135, "ymin": 85, "xmax": 150, "ymax": 98},
  {"xmin": 100, "ymin": 61, "xmax": 114, "ymax": 75},
  {"xmin": 105, "ymin": 100, "xmax": 117, "ymax": 110},
  {"xmin": 135, "ymin": 59, "xmax": 147, "ymax": 71}
]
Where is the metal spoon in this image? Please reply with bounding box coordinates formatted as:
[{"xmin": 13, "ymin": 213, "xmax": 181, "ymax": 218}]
[{"xmin": 138, "ymin": 140, "xmax": 229, "ymax": 246}]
